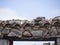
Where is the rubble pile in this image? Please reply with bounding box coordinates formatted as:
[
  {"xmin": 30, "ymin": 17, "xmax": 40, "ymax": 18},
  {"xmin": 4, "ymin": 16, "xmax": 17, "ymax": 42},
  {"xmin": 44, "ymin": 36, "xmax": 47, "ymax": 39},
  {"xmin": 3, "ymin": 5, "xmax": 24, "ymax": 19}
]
[{"xmin": 0, "ymin": 16, "xmax": 60, "ymax": 39}]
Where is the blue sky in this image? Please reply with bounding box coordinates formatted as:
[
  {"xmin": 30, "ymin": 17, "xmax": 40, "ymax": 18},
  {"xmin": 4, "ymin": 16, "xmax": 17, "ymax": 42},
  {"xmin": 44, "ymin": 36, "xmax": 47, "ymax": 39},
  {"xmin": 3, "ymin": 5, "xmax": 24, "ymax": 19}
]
[
  {"xmin": 0, "ymin": 0, "xmax": 60, "ymax": 20},
  {"xmin": 13, "ymin": 41, "xmax": 55, "ymax": 45}
]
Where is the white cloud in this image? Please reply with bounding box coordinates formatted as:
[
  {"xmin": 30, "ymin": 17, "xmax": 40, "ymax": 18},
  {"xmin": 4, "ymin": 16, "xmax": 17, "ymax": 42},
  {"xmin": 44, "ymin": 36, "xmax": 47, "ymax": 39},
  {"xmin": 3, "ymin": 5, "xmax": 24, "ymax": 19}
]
[
  {"xmin": 49, "ymin": 9, "xmax": 60, "ymax": 16},
  {"xmin": 0, "ymin": 8, "xmax": 27, "ymax": 20},
  {"xmin": 45, "ymin": 9, "xmax": 60, "ymax": 19},
  {"xmin": 50, "ymin": 9, "xmax": 60, "ymax": 14}
]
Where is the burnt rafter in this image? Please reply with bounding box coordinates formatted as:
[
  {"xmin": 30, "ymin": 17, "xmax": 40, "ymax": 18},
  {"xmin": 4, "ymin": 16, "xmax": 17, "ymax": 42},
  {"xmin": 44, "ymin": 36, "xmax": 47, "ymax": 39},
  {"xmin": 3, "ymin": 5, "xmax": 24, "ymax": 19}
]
[{"xmin": 0, "ymin": 16, "xmax": 60, "ymax": 39}]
